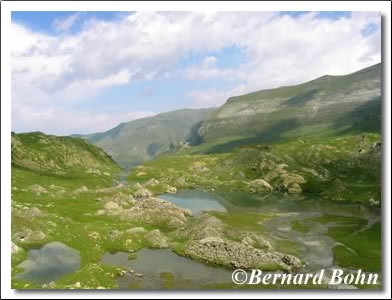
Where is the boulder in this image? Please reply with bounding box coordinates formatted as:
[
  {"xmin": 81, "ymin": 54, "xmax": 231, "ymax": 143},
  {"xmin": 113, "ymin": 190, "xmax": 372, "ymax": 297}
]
[
  {"xmin": 287, "ymin": 183, "xmax": 302, "ymax": 194},
  {"xmin": 14, "ymin": 229, "xmax": 46, "ymax": 243},
  {"xmin": 125, "ymin": 239, "xmax": 133, "ymax": 247},
  {"xmin": 166, "ymin": 186, "xmax": 177, "ymax": 194},
  {"xmin": 280, "ymin": 173, "xmax": 306, "ymax": 187},
  {"xmin": 248, "ymin": 179, "xmax": 273, "ymax": 192}
]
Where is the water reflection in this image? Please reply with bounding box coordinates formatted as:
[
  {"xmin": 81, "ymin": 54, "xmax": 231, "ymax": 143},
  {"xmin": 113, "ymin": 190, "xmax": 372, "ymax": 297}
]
[{"xmin": 16, "ymin": 241, "xmax": 80, "ymax": 284}]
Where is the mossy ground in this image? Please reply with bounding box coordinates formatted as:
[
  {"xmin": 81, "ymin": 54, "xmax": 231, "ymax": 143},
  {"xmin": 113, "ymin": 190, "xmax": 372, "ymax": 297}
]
[{"xmin": 11, "ymin": 132, "xmax": 382, "ymax": 289}]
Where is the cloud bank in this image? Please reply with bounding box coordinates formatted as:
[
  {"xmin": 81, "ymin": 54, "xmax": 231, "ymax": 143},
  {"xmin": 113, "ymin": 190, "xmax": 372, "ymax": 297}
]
[{"xmin": 11, "ymin": 11, "xmax": 381, "ymax": 134}]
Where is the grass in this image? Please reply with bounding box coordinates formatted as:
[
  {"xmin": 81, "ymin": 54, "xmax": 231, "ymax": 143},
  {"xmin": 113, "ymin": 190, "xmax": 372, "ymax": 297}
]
[
  {"xmin": 11, "ymin": 128, "xmax": 382, "ymax": 289},
  {"xmin": 127, "ymin": 132, "xmax": 381, "ymax": 206}
]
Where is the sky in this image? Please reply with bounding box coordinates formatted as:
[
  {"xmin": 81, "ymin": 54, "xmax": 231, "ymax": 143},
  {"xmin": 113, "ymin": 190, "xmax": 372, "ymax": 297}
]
[{"xmin": 11, "ymin": 11, "xmax": 381, "ymax": 135}]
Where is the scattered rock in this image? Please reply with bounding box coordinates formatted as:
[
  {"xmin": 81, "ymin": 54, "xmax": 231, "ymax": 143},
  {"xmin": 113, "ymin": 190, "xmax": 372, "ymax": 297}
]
[
  {"xmin": 241, "ymin": 233, "xmax": 273, "ymax": 250},
  {"xmin": 30, "ymin": 184, "xmax": 48, "ymax": 194},
  {"xmin": 117, "ymin": 268, "xmax": 127, "ymax": 276},
  {"xmin": 120, "ymin": 197, "xmax": 192, "ymax": 228},
  {"xmin": 134, "ymin": 188, "xmax": 153, "ymax": 199},
  {"xmin": 146, "ymin": 178, "xmax": 160, "ymax": 186},
  {"xmin": 146, "ymin": 229, "xmax": 169, "ymax": 248},
  {"xmin": 132, "ymin": 183, "xmax": 142, "ymax": 189},
  {"xmin": 369, "ymin": 198, "xmax": 380, "ymax": 206},
  {"xmin": 111, "ymin": 192, "xmax": 135, "ymax": 206},
  {"xmin": 301, "ymin": 167, "xmax": 319, "ymax": 177},
  {"xmin": 11, "ymin": 241, "xmax": 22, "ymax": 254},
  {"xmin": 74, "ymin": 282, "xmax": 81, "ymax": 288},
  {"xmin": 73, "ymin": 186, "xmax": 89, "ymax": 193},
  {"xmin": 104, "ymin": 201, "xmax": 119, "ymax": 210},
  {"xmin": 16, "ymin": 206, "xmax": 44, "ymax": 218},
  {"xmin": 126, "ymin": 227, "xmax": 147, "ymax": 234},
  {"xmin": 86, "ymin": 168, "xmax": 101, "ymax": 175},
  {"xmin": 166, "ymin": 186, "xmax": 177, "ymax": 194},
  {"xmin": 173, "ymin": 213, "xmax": 224, "ymax": 240},
  {"xmin": 88, "ymin": 232, "xmax": 100, "ymax": 240},
  {"xmin": 96, "ymin": 209, "xmax": 106, "ymax": 216},
  {"xmin": 109, "ymin": 230, "xmax": 122, "ymax": 239},
  {"xmin": 369, "ymin": 142, "xmax": 381, "ymax": 154},
  {"xmin": 175, "ymin": 177, "xmax": 186, "ymax": 187}
]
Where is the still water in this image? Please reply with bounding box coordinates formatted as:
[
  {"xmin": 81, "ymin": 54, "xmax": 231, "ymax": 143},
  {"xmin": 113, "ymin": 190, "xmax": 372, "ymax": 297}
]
[
  {"xmin": 102, "ymin": 249, "xmax": 232, "ymax": 289},
  {"xmin": 16, "ymin": 241, "xmax": 81, "ymax": 284}
]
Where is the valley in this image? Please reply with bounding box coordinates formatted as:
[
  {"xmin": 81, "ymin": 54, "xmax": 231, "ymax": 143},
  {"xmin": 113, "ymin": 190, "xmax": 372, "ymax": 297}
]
[{"xmin": 11, "ymin": 63, "xmax": 382, "ymax": 290}]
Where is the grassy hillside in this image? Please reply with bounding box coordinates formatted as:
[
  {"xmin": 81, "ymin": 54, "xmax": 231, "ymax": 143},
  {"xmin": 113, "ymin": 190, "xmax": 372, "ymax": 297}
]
[
  {"xmin": 80, "ymin": 108, "xmax": 215, "ymax": 169},
  {"xmin": 198, "ymin": 63, "xmax": 381, "ymax": 151},
  {"xmin": 12, "ymin": 131, "xmax": 121, "ymax": 182},
  {"xmin": 128, "ymin": 132, "xmax": 381, "ymax": 206}
]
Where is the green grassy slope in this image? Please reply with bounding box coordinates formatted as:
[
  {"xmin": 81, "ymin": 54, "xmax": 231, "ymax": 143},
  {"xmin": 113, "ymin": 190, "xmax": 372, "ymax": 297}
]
[
  {"xmin": 198, "ymin": 63, "xmax": 381, "ymax": 150},
  {"xmin": 128, "ymin": 132, "xmax": 381, "ymax": 205},
  {"xmin": 12, "ymin": 131, "xmax": 122, "ymax": 185}
]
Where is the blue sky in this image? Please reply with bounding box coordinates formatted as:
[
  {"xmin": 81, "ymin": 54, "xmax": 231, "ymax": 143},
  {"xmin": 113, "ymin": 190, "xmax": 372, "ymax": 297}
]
[{"xmin": 11, "ymin": 11, "xmax": 381, "ymax": 134}]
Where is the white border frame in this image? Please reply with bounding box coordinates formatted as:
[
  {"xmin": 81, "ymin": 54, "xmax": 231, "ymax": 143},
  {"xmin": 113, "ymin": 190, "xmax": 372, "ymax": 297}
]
[{"xmin": 1, "ymin": 1, "xmax": 391, "ymax": 299}]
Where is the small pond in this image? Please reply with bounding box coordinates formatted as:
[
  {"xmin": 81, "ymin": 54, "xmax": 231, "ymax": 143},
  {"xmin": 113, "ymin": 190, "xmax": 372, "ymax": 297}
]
[
  {"xmin": 159, "ymin": 189, "xmax": 227, "ymax": 214},
  {"xmin": 102, "ymin": 248, "xmax": 233, "ymax": 289},
  {"xmin": 16, "ymin": 241, "xmax": 81, "ymax": 284}
]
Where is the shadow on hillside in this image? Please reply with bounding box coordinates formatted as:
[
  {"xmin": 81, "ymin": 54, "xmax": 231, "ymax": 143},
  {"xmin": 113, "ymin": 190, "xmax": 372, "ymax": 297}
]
[
  {"xmin": 185, "ymin": 121, "xmax": 204, "ymax": 146},
  {"xmin": 282, "ymin": 89, "xmax": 319, "ymax": 107},
  {"xmin": 333, "ymin": 97, "xmax": 382, "ymax": 134},
  {"xmin": 201, "ymin": 118, "xmax": 300, "ymax": 154}
]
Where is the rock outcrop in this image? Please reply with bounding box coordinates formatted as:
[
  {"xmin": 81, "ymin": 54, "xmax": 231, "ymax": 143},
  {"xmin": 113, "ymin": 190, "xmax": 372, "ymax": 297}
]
[
  {"xmin": 184, "ymin": 237, "xmax": 301, "ymax": 271},
  {"xmin": 120, "ymin": 197, "xmax": 192, "ymax": 228}
]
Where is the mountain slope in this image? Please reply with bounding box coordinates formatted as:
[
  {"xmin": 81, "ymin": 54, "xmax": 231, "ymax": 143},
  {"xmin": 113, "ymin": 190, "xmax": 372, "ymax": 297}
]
[
  {"xmin": 81, "ymin": 108, "xmax": 215, "ymax": 169},
  {"xmin": 12, "ymin": 131, "xmax": 121, "ymax": 180},
  {"xmin": 198, "ymin": 63, "xmax": 381, "ymax": 151}
]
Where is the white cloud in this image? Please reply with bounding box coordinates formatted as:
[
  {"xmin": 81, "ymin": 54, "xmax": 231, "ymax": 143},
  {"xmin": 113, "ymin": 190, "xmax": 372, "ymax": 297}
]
[
  {"xmin": 186, "ymin": 12, "xmax": 382, "ymax": 106},
  {"xmin": 12, "ymin": 102, "xmax": 155, "ymax": 135},
  {"xmin": 11, "ymin": 11, "xmax": 381, "ymax": 133},
  {"xmin": 53, "ymin": 13, "xmax": 81, "ymax": 33}
]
